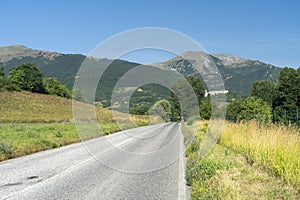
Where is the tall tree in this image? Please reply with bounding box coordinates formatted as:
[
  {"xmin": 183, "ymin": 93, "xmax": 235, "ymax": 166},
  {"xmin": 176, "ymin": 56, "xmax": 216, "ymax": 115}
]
[
  {"xmin": 0, "ymin": 66, "xmax": 5, "ymax": 78},
  {"xmin": 251, "ymin": 80, "xmax": 275, "ymax": 106},
  {"xmin": 226, "ymin": 99, "xmax": 244, "ymax": 122},
  {"xmin": 8, "ymin": 63, "xmax": 45, "ymax": 93},
  {"xmin": 273, "ymin": 67, "xmax": 300, "ymax": 123},
  {"xmin": 149, "ymin": 99, "xmax": 171, "ymax": 122},
  {"xmin": 43, "ymin": 77, "xmax": 71, "ymax": 98},
  {"xmin": 0, "ymin": 66, "xmax": 6, "ymax": 91},
  {"xmin": 169, "ymin": 76, "xmax": 205, "ymax": 121},
  {"xmin": 239, "ymin": 97, "xmax": 272, "ymax": 123}
]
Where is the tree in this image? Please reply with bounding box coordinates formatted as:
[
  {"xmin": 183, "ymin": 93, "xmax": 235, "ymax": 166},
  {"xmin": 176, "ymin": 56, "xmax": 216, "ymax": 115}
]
[
  {"xmin": 238, "ymin": 97, "xmax": 272, "ymax": 123},
  {"xmin": 199, "ymin": 97, "xmax": 211, "ymax": 120},
  {"xmin": 72, "ymin": 89, "xmax": 88, "ymax": 103},
  {"xmin": 169, "ymin": 76, "xmax": 205, "ymax": 121},
  {"xmin": 149, "ymin": 99, "xmax": 171, "ymax": 122},
  {"xmin": 8, "ymin": 63, "xmax": 45, "ymax": 93},
  {"xmin": 130, "ymin": 103, "xmax": 151, "ymax": 115},
  {"xmin": 0, "ymin": 66, "xmax": 7, "ymax": 91},
  {"xmin": 185, "ymin": 76, "xmax": 205, "ymax": 102},
  {"xmin": 251, "ymin": 80, "xmax": 275, "ymax": 106},
  {"xmin": 226, "ymin": 99, "xmax": 244, "ymax": 122},
  {"xmin": 0, "ymin": 66, "xmax": 4, "ymax": 78},
  {"xmin": 273, "ymin": 67, "xmax": 300, "ymax": 123},
  {"xmin": 170, "ymin": 91, "xmax": 181, "ymax": 121},
  {"xmin": 43, "ymin": 77, "xmax": 71, "ymax": 98}
]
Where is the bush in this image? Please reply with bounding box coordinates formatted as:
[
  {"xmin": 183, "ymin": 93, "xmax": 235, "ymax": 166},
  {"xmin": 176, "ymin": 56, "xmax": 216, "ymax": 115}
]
[
  {"xmin": 0, "ymin": 141, "xmax": 15, "ymax": 158},
  {"xmin": 187, "ymin": 115, "xmax": 200, "ymax": 125}
]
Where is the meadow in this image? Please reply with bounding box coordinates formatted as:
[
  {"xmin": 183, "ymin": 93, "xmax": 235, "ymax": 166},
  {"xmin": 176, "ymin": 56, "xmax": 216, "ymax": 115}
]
[
  {"xmin": 185, "ymin": 120, "xmax": 300, "ymax": 199},
  {"xmin": 0, "ymin": 92, "xmax": 149, "ymax": 161}
]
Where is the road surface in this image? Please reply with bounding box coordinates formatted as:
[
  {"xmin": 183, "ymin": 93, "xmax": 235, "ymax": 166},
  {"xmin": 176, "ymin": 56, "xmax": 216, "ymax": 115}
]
[{"xmin": 0, "ymin": 123, "xmax": 187, "ymax": 200}]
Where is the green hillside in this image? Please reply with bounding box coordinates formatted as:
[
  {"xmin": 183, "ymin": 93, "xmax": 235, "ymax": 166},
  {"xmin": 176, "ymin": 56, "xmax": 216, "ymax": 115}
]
[
  {"xmin": 0, "ymin": 91, "xmax": 150, "ymax": 161},
  {"xmin": 0, "ymin": 45, "xmax": 282, "ymax": 104},
  {"xmin": 155, "ymin": 52, "xmax": 282, "ymax": 96}
]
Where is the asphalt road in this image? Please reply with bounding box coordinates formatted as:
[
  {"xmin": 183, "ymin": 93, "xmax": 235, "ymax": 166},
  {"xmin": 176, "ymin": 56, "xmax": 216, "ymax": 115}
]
[{"xmin": 0, "ymin": 123, "xmax": 187, "ymax": 200}]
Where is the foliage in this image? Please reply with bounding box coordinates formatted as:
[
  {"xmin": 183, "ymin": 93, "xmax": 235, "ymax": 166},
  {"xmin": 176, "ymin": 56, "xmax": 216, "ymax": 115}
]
[
  {"xmin": 199, "ymin": 97, "xmax": 211, "ymax": 120},
  {"xmin": 149, "ymin": 99, "xmax": 171, "ymax": 122},
  {"xmin": 0, "ymin": 66, "xmax": 8, "ymax": 91},
  {"xmin": 72, "ymin": 89, "xmax": 88, "ymax": 103},
  {"xmin": 130, "ymin": 103, "xmax": 151, "ymax": 115},
  {"xmin": 8, "ymin": 62, "xmax": 45, "ymax": 93},
  {"xmin": 226, "ymin": 97, "xmax": 272, "ymax": 123},
  {"xmin": 169, "ymin": 76, "xmax": 205, "ymax": 121},
  {"xmin": 251, "ymin": 80, "xmax": 276, "ymax": 105},
  {"xmin": 0, "ymin": 141, "xmax": 15, "ymax": 158},
  {"xmin": 170, "ymin": 91, "xmax": 181, "ymax": 121},
  {"xmin": 273, "ymin": 67, "xmax": 300, "ymax": 124},
  {"xmin": 0, "ymin": 66, "xmax": 4, "ymax": 78},
  {"xmin": 228, "ymin": 66, "xmax": 300, "ymax": 125},
  {"xmin": 226, "ymin": 99, "xmax": 244, "ymax": 122},
  {"xmin": 43, "ymin": 77, "xmax": 71, "ymax": 98},
  {"xmin": 129, "ymin": 84, "xmax": 170, "ymax": 115},
  {"xmin": 1, "ymin": 63, "xmax": 72, "ymax": 100},
  {"xmin": 185, "ymin": 76, "xmax": 205, "ymax": 103},
  {"xmin": 238, "ymin": 97, "xmax": 273, "ymax": 123}
]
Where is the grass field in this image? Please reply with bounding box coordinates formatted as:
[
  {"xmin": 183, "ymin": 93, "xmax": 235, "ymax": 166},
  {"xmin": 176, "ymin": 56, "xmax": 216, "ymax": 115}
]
[
  {"xmin": 0, "ymin": 92, "xmax": 150, "ymax": 161},
  {"xmin": 185, "ymin": 121, "xmax": 300, "ymax": 199},
  {"xmin": 221, "ymin": 121, "xmax": 300, "ymax": 190}
]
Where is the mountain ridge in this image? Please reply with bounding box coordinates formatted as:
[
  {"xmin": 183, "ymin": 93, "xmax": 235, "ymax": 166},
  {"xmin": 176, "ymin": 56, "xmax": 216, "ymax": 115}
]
[{"xmin": 0, "ymin": 45, "xmax": 282, "ymax": 97}]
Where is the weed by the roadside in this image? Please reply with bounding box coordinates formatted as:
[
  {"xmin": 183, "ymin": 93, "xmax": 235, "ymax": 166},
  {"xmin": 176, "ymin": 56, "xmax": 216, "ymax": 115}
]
[
  {"xmin": 220, "ymin": 121, "xmax": 300, "ymax": 190},
  {"xmin": 0, "ymin": 141, "xmax": 15, "ymax": 159},
  {"xmin": 185, "ymin": 121, "xmax": 299, "ymax": 199}
]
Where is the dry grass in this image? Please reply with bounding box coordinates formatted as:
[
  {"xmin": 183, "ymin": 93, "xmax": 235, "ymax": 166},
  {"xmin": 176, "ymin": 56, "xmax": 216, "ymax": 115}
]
[
  {"xmin": 207, "ymin": 146, "xmax": 299, "ymax": 199},
  {"xmin": 0, "ymin": 92, "xmax": 150, "ymax": 161},
  {"xmin": 220, "ymin": 121, "xmax": 300, "ymax": 190},
  {"xmin": 185, "ymin": 121, "xmax": 299, "ymax": 199},
  {"xmin": 0, "ymin": 91, "xmax": 150, "ymax": 124}
]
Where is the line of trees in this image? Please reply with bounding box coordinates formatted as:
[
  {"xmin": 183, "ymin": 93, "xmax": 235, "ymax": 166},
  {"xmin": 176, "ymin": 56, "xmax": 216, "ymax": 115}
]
[
  {"xmin": 169, "ymin": 76, "xmax": 211, "ymax": 122},
  {"xmin": 0, "ymin": 62, "xmax": 81, "ymax": 100},
  {"xmin": 226, "ymin": 66, "xmax": 300, "ymax": 125}
]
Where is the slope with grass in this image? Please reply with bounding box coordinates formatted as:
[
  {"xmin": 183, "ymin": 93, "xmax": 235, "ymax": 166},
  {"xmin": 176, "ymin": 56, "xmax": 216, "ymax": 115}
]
[
  {"xmin": 185, "ymin": 121, "xmax": 299, "ymax": 199},
  {"xmin": 0, "ymin": 92, "xmax": 149, "ymax": 161}
]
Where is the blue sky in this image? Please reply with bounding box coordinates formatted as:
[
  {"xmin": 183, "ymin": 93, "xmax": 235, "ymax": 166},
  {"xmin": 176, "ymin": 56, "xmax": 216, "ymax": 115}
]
[{"xmin": 1, "ymin": 0, "xmax": 299, "ymax": 68}]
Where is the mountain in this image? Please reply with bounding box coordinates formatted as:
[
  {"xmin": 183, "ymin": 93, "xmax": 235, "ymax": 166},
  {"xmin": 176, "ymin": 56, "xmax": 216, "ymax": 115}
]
[
  {"xmin": 153, "ymin": 52, "xmax": 282, "ymax": 96},
  {"xmin": 0, "ymin": 45, "xmax": 282, "ymax": 101},
  {"xmin": 0, "ymin": 45, "xmax": 141, "ymax": 106}
]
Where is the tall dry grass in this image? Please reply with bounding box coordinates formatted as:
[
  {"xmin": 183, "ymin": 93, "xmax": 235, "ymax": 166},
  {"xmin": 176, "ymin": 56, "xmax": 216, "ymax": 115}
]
[
  {"xmin": 220, "ymin": 121, "xmax": 300, "ymax": 189},
  {"xmin": 0, "ymin": 92, "xmax": 150, "ymax": 161},
  {"xmin": 0, "ymin": 91, "xmax": 150, "ymax": 124}
]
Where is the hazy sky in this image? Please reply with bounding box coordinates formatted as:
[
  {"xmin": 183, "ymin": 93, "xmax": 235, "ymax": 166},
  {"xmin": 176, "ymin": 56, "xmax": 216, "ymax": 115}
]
[{"xmin": 1, "ymin": 0, "xmax": 299, "ymax": 68}]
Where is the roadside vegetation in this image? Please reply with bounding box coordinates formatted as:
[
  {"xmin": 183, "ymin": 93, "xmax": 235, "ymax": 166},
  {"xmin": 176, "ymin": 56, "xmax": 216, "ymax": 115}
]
[
  {"xmin": 182, "ymin": 66, "xmax": 299, "ymax": 199},
  {"xmin": 185, "ymin": 121, "xmax": 300, "ymax": 199},
  {"xmin": 221, "ymin": 121, "xmax": 300, "ymax": 191},
  {"xmin": 1, "ymin": 61, "xmax": 299, "ymax": 200},
  {"xmin": 227, "ymin": 67, "xmax": 300, "ymax": 126},
  {"xmin": 0, "ymin": 91, "xmax": 149, "ymax": 161}
]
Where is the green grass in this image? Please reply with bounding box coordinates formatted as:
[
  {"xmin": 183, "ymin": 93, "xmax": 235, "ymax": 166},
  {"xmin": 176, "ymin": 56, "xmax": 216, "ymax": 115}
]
[
  {"xmin": 0, "ymin": 122, "xmax": 138, "ymax": 161},
  {"xmin": 0, "ymin": 92, "xmax": 150, "ymax": 161},
  {"xmin": 185, "ymin": 121, "xmax": 299, "ymax": 199}
]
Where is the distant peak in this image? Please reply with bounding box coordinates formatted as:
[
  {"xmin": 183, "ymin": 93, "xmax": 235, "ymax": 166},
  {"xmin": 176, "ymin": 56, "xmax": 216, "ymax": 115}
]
[
  {"xmin": 212, "ymin": 53, "xmax": 249, "ymax": 65},
  {"xmin": 0, "ymin": 44, "xmax": 60, "ymax": 62},
  {"xmin": 181, "ymin": 51, "xmax": 208, "ymax": 57},
  {"xmin": 15, "ymin": 44, "xmax": 28, "ymax": 48},
  {"xmin": 2, "ymin": 44, "xmax": 29, "ymax": 49}
]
